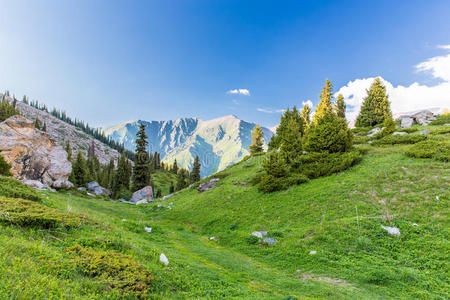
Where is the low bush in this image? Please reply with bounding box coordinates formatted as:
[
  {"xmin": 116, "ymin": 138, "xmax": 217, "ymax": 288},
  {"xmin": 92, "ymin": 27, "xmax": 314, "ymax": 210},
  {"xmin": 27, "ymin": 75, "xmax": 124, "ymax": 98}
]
[
  {"xmin": 0, "ymin": 177, "xmax": 42, "ymax": 201},
  {"xmin": 292, "ymin": 150, "xmax": 363, "ymax": 179},
  {"xmin": 430, "ymin": 127, "xmax": 450, "ymax": 135},
  {"xmin": 245, "ymin": 235, "xmax": 260, "ymax": 245},
  {"xmin": 353, "ymin": 136, "xmax": 370, "ymax": 145},
  {"xmin": 118, "ymin": 189, "xmax": 132, "ymax": 200},
  {"xmin": 396, "ymin": 127, "xmax": 419, "ymax": 133},
  {"xmin": 371, "ymin": 134, "xmax": 426, "ymax": 146},
  {"xmin": 429, "ymin": 113, "xmax": 450, "ymax": 125},
  {"xmin": 351, "ymin": 127, "xmax": 372, "ymax": 136},
  {"xmin": 0, "ymin": 196, "xmax": 88, "ymax": 228},
  {"xmin": 405, "ymin": 140, "xmax": 450, "ymax": 162},
  {"xmin": 66, "ymin": 245, "xmax": 153, "ymax": 297}
]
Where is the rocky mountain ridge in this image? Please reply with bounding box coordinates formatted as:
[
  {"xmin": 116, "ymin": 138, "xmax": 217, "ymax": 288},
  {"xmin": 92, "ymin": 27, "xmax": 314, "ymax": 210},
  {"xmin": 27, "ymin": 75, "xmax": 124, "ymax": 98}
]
[{"xmin": 104, "ymin": 115, "xmax": 274, "ymax": 176}]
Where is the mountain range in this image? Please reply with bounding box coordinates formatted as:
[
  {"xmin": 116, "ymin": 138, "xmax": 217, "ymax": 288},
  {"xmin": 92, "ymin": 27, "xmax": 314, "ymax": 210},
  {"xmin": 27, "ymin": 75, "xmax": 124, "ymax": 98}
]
[{"xmin": 103, "ymin": 115, "xmax": 274, "ymax": 177}]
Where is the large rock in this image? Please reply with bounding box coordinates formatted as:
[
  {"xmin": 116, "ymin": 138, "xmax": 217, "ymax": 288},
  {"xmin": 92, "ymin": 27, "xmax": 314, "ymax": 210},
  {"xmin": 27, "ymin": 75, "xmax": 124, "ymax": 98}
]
[
  {"xmin": 0, "ymin": 115, "xmax": 72, "ymax": 187},
  {"xmin": 397, "ymin": 110, "xmax": 436, "ymax": 128},
  {"xmin": 87, "ymin": 181, "xmax": 111, "ymax": 197},
  {"xmin": 130, "ymin": 186, "xmax": 153, "ymax": 203},
  {"xmin": 197, "ymin": 178, "xmax": 220, "ymax": 193},
  {"xmin": 52, "ymin": 178, "xmax": 74, "ymax": 189},
  {"xmin": 22, "ymin": 179, "xmax": 50, "ymax": 191}
]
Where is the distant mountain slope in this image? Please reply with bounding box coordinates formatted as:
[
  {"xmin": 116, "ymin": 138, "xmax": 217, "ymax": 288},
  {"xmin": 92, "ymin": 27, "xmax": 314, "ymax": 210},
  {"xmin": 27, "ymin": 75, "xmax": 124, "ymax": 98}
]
[
  {"xmin": 1, "ymin": 93, "xmax": 121, "ymax": 165},
  {"xmin": 104, "ymin": 115, "xmax": 273, "ymax": 176}
]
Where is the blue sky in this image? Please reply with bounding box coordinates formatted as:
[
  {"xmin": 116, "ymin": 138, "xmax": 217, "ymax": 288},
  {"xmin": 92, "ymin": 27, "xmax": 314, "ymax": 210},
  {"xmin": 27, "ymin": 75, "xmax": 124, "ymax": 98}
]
[{"xmin": 1, "ymin": 0, "xmax": 449, "ymax": 128}]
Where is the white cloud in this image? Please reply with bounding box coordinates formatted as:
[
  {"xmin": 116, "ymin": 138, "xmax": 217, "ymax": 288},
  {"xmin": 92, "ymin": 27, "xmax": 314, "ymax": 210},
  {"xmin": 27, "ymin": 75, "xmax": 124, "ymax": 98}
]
[
  {"xmin": 335, "ymin": 45, "xmax": 450, "ymax": 121},
  {"xmin": 227, "ymin": 88, "xmax": 250, "ymax": 96},
  {"xmin": 257, "ymin": 108, "xmax": 285, "ymax": 114},
  {"xmin": 302, "ymin": 100, "xmax": 313, "ymax": 108}
]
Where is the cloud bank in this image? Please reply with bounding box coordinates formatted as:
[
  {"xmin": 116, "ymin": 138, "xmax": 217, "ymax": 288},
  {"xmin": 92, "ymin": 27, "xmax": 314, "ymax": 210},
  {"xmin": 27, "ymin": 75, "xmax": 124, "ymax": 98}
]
[
  {"xmin": 336, "ymin": 45, "xmax": 450, "ymax": 121},
  {"xmin": 227, "ymin": 88, "xmax": 250, "ymax": 96}
]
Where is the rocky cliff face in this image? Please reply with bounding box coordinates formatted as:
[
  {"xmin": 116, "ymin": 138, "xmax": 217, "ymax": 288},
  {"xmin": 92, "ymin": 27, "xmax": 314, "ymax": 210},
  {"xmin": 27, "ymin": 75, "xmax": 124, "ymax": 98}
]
[
  {"xmin": 0, "ymin": 115, "xmax": 72, "ymax": 187},
  {"xmin": 104, "ymin": 115, "xmax": 273, "ymax": 176},
  {"xmin": 0, "ymin": 93, "xmax": 121, "ymax": 165}
]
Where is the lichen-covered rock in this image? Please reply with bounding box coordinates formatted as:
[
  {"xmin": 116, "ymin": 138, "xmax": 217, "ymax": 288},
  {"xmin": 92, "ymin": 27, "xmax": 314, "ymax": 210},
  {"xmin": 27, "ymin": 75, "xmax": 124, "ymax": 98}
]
[
  {"xmin": 52, "ymin": 178, "xmax": 74, "ymax": 189},
  {"xmin": 0, "ymin": 115, "xmax": 72, "ymax": 187},
  {"xmin": 130, "ymin": 186, "xmax": 153, "ymax": 203},
  {"xmin": 87, "ymin": 181, "xmax": 111, "ymax": 197}
]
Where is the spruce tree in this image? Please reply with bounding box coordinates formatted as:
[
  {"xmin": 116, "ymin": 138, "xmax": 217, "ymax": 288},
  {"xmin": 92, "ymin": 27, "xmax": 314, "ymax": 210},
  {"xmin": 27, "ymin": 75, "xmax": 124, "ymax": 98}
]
[
  {"xmin": 0, "ymin": 152, "xmax": 12, "ymax": 176},
  {"xmin": 42, "ymin": 122, "xmax": 47, "ymax": 132},
  {"xmin": 176, "ymin": 170, "xmax": 186, "ymax": 191},
  {"xmin": 65, "ymin": 141, "xmax": 72, "ymax": 161},
  {"xmin": 313, "ymin": 79, "xmax": 333, "ymax": 123},
  {"xmin": 336, "ymin": 94, "xmax": 346, "ymax": 119},
  {"xmin": 169, "ymin": 182, "xmax": 175, "ymax": 193},
  {"xmin": 72, "ymin": 152, "xmax": 88, "ymax": 186},
  {"xmin": 132, "ymin": 123, "xmax": 150, "ymax": 191},
  {"xmin": 249, "ymin": 125, "xmax": 264, "ymax": 155},
  {"xmin": 113, "ymin": 153, "xmax": 131, "ymax": 197},
  {"xmin": 191, "ymin": 156, "xmax": 201, "ymax": 182},
  {"xmin": 268, "ymin": 106, "xmax": 304, "ymax": 150},
  {"xmin": 34, "ymin": 118, "xmax": 42, "ymax": 130},
  {"xmin": 355, "ymin": 78, "xmax": 392, "ymax": 127},
  {"xmin": 280, "ymin": 118, "xmax": 303, "ymax": 164},
  {"xmin": 301, "ymin": 104, "xmax": 311, "ymax": 128},
  {"xmin": 172, "ymin": 159, "xmax": 178, "ymax": 174}
]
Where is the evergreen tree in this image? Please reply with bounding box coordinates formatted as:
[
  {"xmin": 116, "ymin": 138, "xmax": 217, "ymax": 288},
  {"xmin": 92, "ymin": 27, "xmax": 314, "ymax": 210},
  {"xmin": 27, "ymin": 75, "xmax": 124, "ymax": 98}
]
[
  {"xmin": 313, "ymin": 79, "xmax": 333, "ymax": 123},
  {"xmin": 0, "ymin": 96, "xmax": 19, "ymax": 122},
  {"xmin": 280, "ymin": 118, "xmax": 303, "ymax": 164},
  {"xmin": 169, "ymin": 182, "xmax": 175, "ymax": 193},
  {"xmin": 72, "ymin": 152, "xmax": 88, "ymax": 186},
  {"xmin": 191, "ymin": 156, "xmax": 201, "ymax": 182},
  {"xmin": 172, "ymin": 159, "xmax": 178, "ymax": 174},
  {"xmin": 336, "ymin": 94, "xmax": 346, "ymax": 119},
  {"xmin": 0, "ymin": 152, "xmax": 12, "ymax": 176},
  {"xmin": 34, "ymin": 118, "xmax": 42, "ymax": 130},
  {"xmin": 42, "ymin": 122, "xmax": 47, "ymax": 132},
  {"xmin": 301, "ymin": 104, "xmax": 311, "ymax": 128},
  {"xmin": 156, "ymin": 189, "xmax": 162, "ymax": 198},
  {"xmin": 268, "ymin": 106, "xmax": 304, "ymax": 150},
  {"xmin": 355, "ymin": 78, "xmax": 392, "ymax": 127},
  {"xmin": 112, "ymin": 153, "xmax": 131, "ymax": 197},
  {"xmin": 249, "ymin": 125, "xmax": 264, "ymax": 155},
  {"xmin": 176, "ymin": 170, "xmax": 187, "ymax": 191},
  {"xmin": 132, "ymin": 123, "xmax": 150, "ymax": 191},
  {"xmin": 65, "ymin": 141, "xmax": 72, "ymax": 161}
]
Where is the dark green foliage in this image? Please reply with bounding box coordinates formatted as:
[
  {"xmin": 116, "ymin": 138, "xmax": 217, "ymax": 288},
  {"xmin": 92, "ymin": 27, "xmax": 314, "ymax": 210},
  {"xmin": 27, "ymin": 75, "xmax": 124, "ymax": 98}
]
[
  {"xmin": 268, "ymin": 106, "xmax": 304, "ymax": 150},
  {"xmin": 353, "ymin": 136, "xmax": 370, "ymax": 145},
  {"xmin": 72, "ymin": 152, "xmax": 89, "ymax": 187},
  {"xmin": 0, "ymin": 153, "xmax": 12, "ymax": 176},
  {"xmin": 66, "ymin": 245, "xmax": 153, "ymax": 297},
  {"xmin": 0, "ymin": 177, "xmax": 42, "ymax": 201},
  {"xmin": 172, "ymin": 159, "xmax": 178, "ymax": 174},
  {"xmin": 335, "ymin": 94, "xmax": 346, "ymax": 119},
  {"xmin": 176, "ymin": 170, "xmax": 187, "ymax": 191},
  {"xmin": 351, "ymin": 127, "xmax": 372, "ymax": 136},
  {"xmin": 245, "ymin": 235, "xmax": 260, "ymax": 245},
  {"xmin": 379, "ymin": 117, "xmax": 396, "ymax": 137},
  {"xmin": 258, "ymin": 152, "xmax": 289, "ymax": 193},
  {"xmin": 372, "ymin": 134, "xmax": 427, "ymax": 146},
  {"xmin": 112, "ymin": 153, "xmax": 131, "ymax": 198},
  {"xmin": 0, "ymin": 196, "xmax": 87, "ymax": 228},
  {"xmin": 430, "ymin": 127, "xmax": 450, "ymax": 135},
  {"xmin": 155, "ymin": 189, "xmax": 162, "ymax": 198},
  {"xmin": 304, "ymin": 112, "xmax": 352, "ymax": 153},
  {"xmin": 191, "ymin": 156, "xmax": 201, "ymax": 182},
  {"xmin": 356, "ymin": 78, "xmax": 392, "ymax": 127},
  {"xmin": 132, "ymin": 123, "xmax": 150, "ymax": 191},
  {"xmin": 291, "ymin": 150, "xmax": 363, "ymax": 179},
  {"xmin": 118, "ymin": 189, "xmax": 133, "ymax": 200},
  {"xmin": 397, "ymin": 127, "xmax": 419, "ymax": 133},
  {"xmin": 34, "ymin": 118, "xmax": 42, "ymax": 130},
  {"xmin": 65, "ymin": 141, "xmax": 72, "ymax": 161},
  {"xmin": 405, "ymin": 140, "xmax": 450, "ymax": 162},
  {"xmin": 429, "ymin": 113, "xmax": 450, "ymax": 125},
  {"xmin": 249, "ymin": 125, "xmax": 265, "ymax": 155},
  {"xmin": 279, "ymin": 118, "xmax": 303, "ymax": 164},
  {"xmin": 169, "ymin": 182, "xmax": 175, "ymax": 193},
  {"xmin": 0, "ymin": 96, "xmax": 19, "ymax": 122},
  {"xmin": 42, "ymin": 122, "xmax": 47, "ymax": 132}
]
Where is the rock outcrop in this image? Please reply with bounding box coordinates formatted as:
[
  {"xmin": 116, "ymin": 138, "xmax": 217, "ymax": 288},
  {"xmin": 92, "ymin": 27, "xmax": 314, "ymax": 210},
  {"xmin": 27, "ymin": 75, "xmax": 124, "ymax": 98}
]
[
  {"xmin": 130, "ymin": 186, "xmax": 153, "ymax": 203},
  {"xmin": 87, "ymin": 181, "xmax": 111, "ymax": 197},
  {"xmin": 0, "ymin": 115, "xmax": 72, "ymax": 188},
  {"xmin": 396, "ymin": 110, "xmax": 436, "ymax": 128}
]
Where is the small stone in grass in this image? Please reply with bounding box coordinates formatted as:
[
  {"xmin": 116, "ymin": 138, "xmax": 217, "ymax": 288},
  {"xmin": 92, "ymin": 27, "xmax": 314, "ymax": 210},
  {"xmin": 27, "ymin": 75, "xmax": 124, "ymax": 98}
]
[
  {"xmin": 381, "ymin": 225, "xmax": 401, "ymax": 236},
  {"xmin": 309, "ymin": 250, "xmax": 317, "ymax": 255},
  {"xmin": 121, "ymin": 219, "xmax": 126, "ymax": 222},
  {"xmin": 160, "ymin": 253, "xmax": 169, "ymax": 266},
  {"xmin": 144, "ymin": 227, "xmax": 152, "ymax": 233}
]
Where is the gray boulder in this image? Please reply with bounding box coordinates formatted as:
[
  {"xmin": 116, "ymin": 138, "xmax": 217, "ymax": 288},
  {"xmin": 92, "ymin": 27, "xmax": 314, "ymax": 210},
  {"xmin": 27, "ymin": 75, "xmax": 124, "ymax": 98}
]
[
  {"xmin": 88, "ymin": 181, "xmax": 111, "ymax": 197},
  {"xmin": 22, "ymin": 179, "xmax": 49, "ymax": 191},
  {"xmin": 163, "ymin": 194, "xmax": 174, "ymax": 201},
  {"xmin": 78, "ymin": 187, "xmax": 87, "ymax": 191},
  {"xmin": 367, "ymin": 127, "xmax": 383, "ymax": 137},
  {"xmin": 397, "ymin": 109, "xmax": 436, "ymax": 128},
  {"xmin": 381, "ymin": 225, "xmax": 401, "ymax": 236},
  {"xmin": 52, "ymin": 178, "xmax": 74, "ymax": 189},
  {"xmin": 198, "ymin": 178, "xmax": 220, "ymax": 193},
  {"xmin": 393, "ymin": 131, "xmax": 407, "ymax": 136},
  {"xmin": 400, "ymin": 117, "xmax": 414, "ymax": 128},
  {"xmin": 263, "ymin": 237, "xmax": 277, "ymax": 246},
  {"xmin": 420, "ymin": 130, "xmax": 430, "ymax": 135},
  {"xmin": 251, "ymin": 231, "xmax": 268, "ymax": 239},
  {"xmin": 130, "ymin": 186, "xmax": 153, "ymax": 203}
]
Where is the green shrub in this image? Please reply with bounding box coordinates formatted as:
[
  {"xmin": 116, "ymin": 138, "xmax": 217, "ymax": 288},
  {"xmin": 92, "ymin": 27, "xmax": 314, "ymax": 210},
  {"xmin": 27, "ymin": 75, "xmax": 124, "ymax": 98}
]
[
  {"xmin": 351, "ymin": 127, "xmax": 372, "ymax": 136},
  {"xmin": 353, "ymin": 136, "xmax": 370, "ymax": 145},
  {"xmin": 396, "ymin": 127, "xmax": 419, "ymax": 133},
  {"xmin": 0, "ymin": 177, "xmax": 42, "ymax": 201},
  {"xmin": 0, "ymin": 196, "xmax": 88, "ymax": 228},
  {"xmin": 429, "ymin": 113, "xmax": 450, "ymax": 125},
  {"xmin": 258, "ymin": 174, "xmax": 287, "ymax": 193},
  {"xmin": 0, "ymin": 153, "xmax": 12, "ymax": 176},
  {"xmin": 118, "ymin": 189, "xmax": 132, "ymax": 200},
  {"xmin": 379, "ymin": 117, "xmax": 396, "ymax": 137},
  {"xmin": 66, "ymin": 245, "xmax": 153, "ymax": 297},
  {"xmin": 430, "ymin": 127, "xmax": 450, "ymax": 135},
  {"xmin": 246, "ymin": 235, "xmax": 260, "ymax": 245},
  {"xmin": 292, "ymin": 150, "xmax": 363, "ymax": 179},
  {"xmin": 405, "ymin": 140, "xmax": 450, "ymax": 162},
  {"xmin": 304, "ymin": 113, "xmax": 352, "ymax": 153},
  {"xmin": 372, "ymin": 134, "xmax": 426, "ymax": 146}
]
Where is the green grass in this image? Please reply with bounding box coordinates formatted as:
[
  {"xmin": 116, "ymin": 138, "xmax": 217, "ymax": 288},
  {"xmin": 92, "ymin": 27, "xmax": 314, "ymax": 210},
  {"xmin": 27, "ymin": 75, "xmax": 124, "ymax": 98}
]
[
  {"xmin": 152, "ymin": 170, "xmax": 177, "ymax": 196},
  {"xmin": 0, "ymin": 125, "xmax": 448, "ymax": 298}
]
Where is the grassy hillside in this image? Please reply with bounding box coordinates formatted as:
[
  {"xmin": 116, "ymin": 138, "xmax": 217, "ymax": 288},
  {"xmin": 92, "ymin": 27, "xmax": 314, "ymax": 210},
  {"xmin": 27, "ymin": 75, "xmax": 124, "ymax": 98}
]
[
  {"xmin": 152, "ymin": 170, "xmax": 178, "ymax": 196},
  {"xmin": 0, "ymin": 124, "xmax": 448, "ymax": 299}
]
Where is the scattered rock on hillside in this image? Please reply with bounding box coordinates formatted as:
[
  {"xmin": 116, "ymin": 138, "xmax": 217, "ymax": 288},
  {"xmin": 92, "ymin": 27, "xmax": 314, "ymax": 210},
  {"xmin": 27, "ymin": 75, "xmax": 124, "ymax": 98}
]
[
  {"xmin": 381, "ymin": 225, "xmax": 401, "ymax": 236},
  {"xmin": 309, "ymin": 251, "xmax": 317, "ymax": 255},
  {"xmin": 135, "ymin": 199, "xmax": 148, "ymax": 205},
  {"xmin": 0, "ymin": 115, "xmax": 72, "ymax": 188},
  {"xmin": 367, "ymin": 127, "xmax": 383, "ymax": 136},
  {"xmin": 163, "ymin": 194, "xmax": 173, "ymax": 200},
  {"xmin": 209, "ymin": 236, "xmax": 218, "ymax": 241},
  {"xmin": 397, "ymin": 110, "xmax": 436, "ymax": 128},
  {"xmin": 78, "ymin": 187, "xmax": 87, "ymax": 192},
  {"xmin": 198, "ymin": 178, "xmax": 220, "ymax": 193},
  {"xmin": 393, "ymin": 132, "xmax": 407, "ymax": 135},
  {"xmin": 251, "ymin": 231, "xmax": 268, "ymax": 239},
  {"xmin": 420, "ymin": 129, "xmax": 430, "ymax": 135},
  {"xmin": 23, "ymin": 179, "xmax": 50, "ymax": 191},
  {"xmin": 263, "ymin": 237, "xmax": 277, "ymax": 246},
  {"xmin": 88, "ymin": 181, "xmax": 111, "ymax": 197},
  {"xmin": 53, "ymin": 178, "xmax": 74, "ymax": 189},
  {"xmin": 130, "ymin": 186, "xmax": 153, "ymax": 203},
  {"xmin": 144, "ymin": 227, "xmax": 152, "ymax": 233},
  {"xmin": 160, "ymin": 253, "xmax": 169, "ymax": 266}
]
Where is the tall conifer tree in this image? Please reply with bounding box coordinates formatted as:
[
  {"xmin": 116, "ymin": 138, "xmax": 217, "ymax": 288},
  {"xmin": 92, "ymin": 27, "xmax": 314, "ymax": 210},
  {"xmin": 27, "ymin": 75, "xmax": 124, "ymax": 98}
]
[
  {"xmin": 191, "ymin": 156, "xmax": 201, "ymax": 182},
  {"xmin": 313, "ymin": 79, "xmax": 333, "ymax": 123},
  {"xmin": 132, "ymin": 123, "xmax": 150, "ymax": 191},
  {"xmin": 336, "ymin": 94, "xmax": 346, "ymax": 119},
  {"xmin": 249, "ymin": 125, "xmax": 264, "ymax": 155},
  {"xmin": 355, "ymin": 78, "xmax": 392, "ymax": 127}
]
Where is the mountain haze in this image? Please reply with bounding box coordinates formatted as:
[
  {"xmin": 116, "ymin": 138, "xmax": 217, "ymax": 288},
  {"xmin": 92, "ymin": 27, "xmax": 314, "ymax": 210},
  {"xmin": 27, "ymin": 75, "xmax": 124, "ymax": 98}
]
[{"xmin": 104, "ymin": 115, "xmax": 273, "ymax": 176}]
